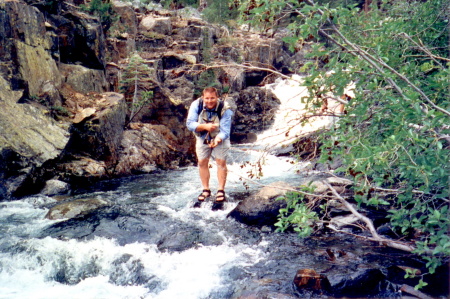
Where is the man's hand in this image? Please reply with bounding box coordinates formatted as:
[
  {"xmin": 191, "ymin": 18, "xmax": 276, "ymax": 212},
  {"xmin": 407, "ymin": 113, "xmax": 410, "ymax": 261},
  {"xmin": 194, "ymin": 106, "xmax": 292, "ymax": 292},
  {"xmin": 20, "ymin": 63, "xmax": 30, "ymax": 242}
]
[
  {"xmin": 197, "ymin": 123, "xmax": 218, "ymax": 133},
  {"xmin": 209, "ymin": 137, "xmax": 222, "ymax": 148},
  {"xmin": 206, "ymin": 123, "xmax": 218, "ymax": 132}
]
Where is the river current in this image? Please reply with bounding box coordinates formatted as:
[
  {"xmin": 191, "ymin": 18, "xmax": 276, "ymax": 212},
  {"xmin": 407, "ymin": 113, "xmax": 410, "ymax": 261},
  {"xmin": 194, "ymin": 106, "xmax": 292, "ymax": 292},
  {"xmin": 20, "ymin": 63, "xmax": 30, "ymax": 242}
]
[
  {"xmin": 0, "ymin": 148, "xmax": 424, "ymax": 299},
  {"xmin": 0, "ymin": 149, "xmax": 307, "ymax": 299}
]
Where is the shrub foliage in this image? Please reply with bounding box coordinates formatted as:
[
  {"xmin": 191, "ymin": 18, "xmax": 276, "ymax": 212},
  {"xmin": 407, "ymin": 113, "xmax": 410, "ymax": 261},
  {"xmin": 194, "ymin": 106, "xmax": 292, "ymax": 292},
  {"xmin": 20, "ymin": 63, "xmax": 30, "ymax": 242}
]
[{"xmin": 238, "ymin": 0, "xmax": 450, "ymax": 283}]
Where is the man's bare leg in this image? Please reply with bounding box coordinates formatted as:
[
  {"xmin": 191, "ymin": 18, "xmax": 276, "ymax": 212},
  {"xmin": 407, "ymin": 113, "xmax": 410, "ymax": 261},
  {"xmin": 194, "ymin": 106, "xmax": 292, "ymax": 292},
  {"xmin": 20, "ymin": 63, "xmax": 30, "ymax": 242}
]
[
  {"xmin": 198, "ymin": 158, "xmax": 210, "ymax": 190},
  {"xmin": 216, "ymin": 158, "xmax": 227, "ymax": 191}
]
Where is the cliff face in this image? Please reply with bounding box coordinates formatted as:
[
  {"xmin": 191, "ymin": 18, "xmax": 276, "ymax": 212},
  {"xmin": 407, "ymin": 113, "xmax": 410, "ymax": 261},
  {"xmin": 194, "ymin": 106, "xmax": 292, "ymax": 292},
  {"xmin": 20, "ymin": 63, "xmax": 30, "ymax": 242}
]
[
  {"xmin": 0, "ymin": 0, "xmax": 309, "ymax": 199},
  {"xmin": 0, "ymin": 0, "xmax": 121, "ymax": 198}
]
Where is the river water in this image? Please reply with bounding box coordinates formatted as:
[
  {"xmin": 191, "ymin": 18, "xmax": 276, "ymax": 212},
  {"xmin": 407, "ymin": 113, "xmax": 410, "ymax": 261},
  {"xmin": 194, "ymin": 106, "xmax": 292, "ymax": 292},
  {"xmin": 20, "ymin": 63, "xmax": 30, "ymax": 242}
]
[
  {"xmin": 0, "ymin": 149, "xmax": 309, "ymax": 299},
  {"xmin": 1, "ymin": 148, "xmax": 429, "ymax": 299},
  {"xmin": 0, "ymin": 78, "xmax": 442, "ymax": 299}
]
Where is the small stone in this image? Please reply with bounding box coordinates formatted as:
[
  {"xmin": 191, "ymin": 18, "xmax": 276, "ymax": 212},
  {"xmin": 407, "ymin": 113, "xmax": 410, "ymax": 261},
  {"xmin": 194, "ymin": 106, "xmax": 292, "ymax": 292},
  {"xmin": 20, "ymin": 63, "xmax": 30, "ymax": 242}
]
[
  {"xmin": 293, "ymin": 269, "xmax": 331, "ymax": 291},
  {"xmin": 40, "ymin": 179, "xmax": 70, "ymax": 196}
]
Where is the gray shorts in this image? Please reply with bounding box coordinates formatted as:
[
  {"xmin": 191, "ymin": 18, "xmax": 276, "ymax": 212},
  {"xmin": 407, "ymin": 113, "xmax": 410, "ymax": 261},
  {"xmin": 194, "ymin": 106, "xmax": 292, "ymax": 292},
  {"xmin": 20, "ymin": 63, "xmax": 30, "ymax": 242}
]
[{"xmin": 195, "ymin": 137, "xmax": 230, "ymax": 161}]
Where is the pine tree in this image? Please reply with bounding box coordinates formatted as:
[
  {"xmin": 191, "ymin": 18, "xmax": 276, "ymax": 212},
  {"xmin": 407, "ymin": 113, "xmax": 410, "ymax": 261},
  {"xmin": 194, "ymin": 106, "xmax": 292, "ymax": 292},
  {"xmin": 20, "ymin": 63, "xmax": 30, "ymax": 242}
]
[{"xmin": 119, "ymin": 53, "xmax": 155, "ymax": 123}]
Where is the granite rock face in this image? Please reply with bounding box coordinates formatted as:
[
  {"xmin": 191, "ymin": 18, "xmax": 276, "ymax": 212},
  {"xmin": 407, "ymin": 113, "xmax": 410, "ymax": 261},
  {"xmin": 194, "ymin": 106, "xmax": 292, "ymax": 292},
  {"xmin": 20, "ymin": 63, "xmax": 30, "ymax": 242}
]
[{"xmin": 0, "ymin": 76, "xmax": 70, "ymax": 198}]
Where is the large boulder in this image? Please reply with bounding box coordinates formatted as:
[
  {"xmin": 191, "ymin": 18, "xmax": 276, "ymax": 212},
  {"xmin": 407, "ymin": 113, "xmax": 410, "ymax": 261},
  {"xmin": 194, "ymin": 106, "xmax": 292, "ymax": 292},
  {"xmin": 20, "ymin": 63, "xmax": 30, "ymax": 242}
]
[
  {"xmin": 0, "ymin": 76, "xmax": 70, "ymax": 199},
  {"xmin": 63, "ymin": 92, "xmax": 127, "ymax": 168},
  {"xmin": 45, "ymin": 197, "xmax": 110, "ymax": 220},
  {"xmin": 228, "ymin": 181, "xmax": 292, "ymax": 227},
  {"xmin": 231, "ymin": 87, "xmax": 280, "ymax": 135},
  {"xmin": 59, "ymin": 64, "xmax": 107, "ymax": 94},
  {"xmin": 115, "ymin": 123, "xmax": 186, "ymax": 174},
  {"xmin": 139, "ymin": 15, "xmax": 172, "ymax": 35},
  {"xmin": 40, "ymin": 179, "xmax": 70, "ymax": 196}
]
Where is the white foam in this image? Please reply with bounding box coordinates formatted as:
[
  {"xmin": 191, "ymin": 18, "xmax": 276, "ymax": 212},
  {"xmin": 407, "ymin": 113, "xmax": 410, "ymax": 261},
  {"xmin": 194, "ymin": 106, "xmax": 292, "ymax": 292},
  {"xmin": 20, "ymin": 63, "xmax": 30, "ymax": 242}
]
[{"xmin": 0, "ymin": 234, "xmax": 267, "ymax": 299}]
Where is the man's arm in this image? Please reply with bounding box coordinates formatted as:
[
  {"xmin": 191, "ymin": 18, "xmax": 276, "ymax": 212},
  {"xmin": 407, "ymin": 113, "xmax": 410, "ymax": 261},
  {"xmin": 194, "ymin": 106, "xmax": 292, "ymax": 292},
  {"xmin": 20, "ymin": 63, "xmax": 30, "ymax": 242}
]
[
  {"xmin": 216, "ymin": 109, "xmax": 233, "ymax": 142},
  {"xmin": 186, "ymin": 99, "xmax": 201, "ymax": 132}
]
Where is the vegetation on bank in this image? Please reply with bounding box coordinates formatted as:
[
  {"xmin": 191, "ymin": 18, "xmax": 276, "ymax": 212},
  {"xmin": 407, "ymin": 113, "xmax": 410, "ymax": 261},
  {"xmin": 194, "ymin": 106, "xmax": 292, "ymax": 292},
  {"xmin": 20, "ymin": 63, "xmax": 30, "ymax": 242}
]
[{"xmin": 235, "ymin": 0, "xmax": 449, "ymax": 288}]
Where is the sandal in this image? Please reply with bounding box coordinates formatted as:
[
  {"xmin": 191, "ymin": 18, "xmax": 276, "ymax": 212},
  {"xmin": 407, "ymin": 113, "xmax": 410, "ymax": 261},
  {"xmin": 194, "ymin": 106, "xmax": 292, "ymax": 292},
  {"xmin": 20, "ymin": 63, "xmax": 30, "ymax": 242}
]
[
  {"xmin": 197, "ymin": 189, "xmax": 211, "ymax": 202},
  {"xmin": 215, "ymin": 190, "xmax": 226, "ymax": 202}
]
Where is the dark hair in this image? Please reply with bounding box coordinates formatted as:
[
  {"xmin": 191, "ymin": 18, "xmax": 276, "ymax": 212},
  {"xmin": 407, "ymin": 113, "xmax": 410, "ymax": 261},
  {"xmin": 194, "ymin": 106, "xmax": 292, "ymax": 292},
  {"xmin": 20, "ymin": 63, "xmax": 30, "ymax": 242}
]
[{"xmin": 202, "ymin": 87, "xmax": 219, "ymax": 97}]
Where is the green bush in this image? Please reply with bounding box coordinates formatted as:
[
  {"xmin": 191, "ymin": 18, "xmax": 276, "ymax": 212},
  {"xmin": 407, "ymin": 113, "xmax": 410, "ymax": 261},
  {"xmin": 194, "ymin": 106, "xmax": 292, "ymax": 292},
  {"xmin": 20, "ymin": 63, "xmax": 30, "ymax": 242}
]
[
  {"xmin": 202, "ymin": 0, "xmax": 239, "ymax": 25},
  {"xmin": 81, "ymin": 0, "xmax": 115, "ymax": 30},
  {"xmin": 239, "ymin": 0, "xmax": 450, "ymax": 286}
]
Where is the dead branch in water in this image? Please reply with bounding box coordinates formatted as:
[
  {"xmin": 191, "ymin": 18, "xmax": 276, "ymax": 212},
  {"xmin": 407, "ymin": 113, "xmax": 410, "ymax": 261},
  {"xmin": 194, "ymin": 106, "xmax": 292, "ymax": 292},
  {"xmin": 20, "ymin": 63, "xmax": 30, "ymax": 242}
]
[{"xmin": 323, "ymin": 181, "xmax": 420, "ymax": 253}]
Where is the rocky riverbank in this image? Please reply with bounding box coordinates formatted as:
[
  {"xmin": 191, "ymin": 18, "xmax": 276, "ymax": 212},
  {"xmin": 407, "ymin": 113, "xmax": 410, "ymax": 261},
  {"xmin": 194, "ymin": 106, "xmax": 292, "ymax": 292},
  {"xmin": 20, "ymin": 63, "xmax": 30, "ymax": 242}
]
[{"xmin": 0, "ymin": 0, "xmax": 316, "ymax": 199}]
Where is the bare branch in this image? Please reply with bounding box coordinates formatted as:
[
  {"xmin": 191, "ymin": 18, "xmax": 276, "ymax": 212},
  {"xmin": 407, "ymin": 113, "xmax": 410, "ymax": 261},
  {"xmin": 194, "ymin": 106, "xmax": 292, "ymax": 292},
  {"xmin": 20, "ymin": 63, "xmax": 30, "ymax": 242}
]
[
  {"xmin": 195, "ymin": 62, "xmax": 350, "ymax": 106},
  {"xmin": 323, "ymin": 181, "xmax": 418, "ymax": 253},
  {"xmin": 399, "ymin": 32, "xmax": 448, "ymax": 66}
]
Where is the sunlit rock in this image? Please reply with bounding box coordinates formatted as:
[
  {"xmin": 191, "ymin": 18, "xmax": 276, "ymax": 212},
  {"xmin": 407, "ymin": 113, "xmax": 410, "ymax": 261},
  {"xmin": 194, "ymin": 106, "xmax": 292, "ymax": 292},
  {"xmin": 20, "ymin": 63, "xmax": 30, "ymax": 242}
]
[
  {"xmin": 228, "ymin": 181, "xmax": 292, "ymax": 227},
  {"xmin": 140, "ymin": 16, "xmax": 172, "ymax": 35},
  {"xmin": 115, "ymin": 123, "xmax": 184, "ymax": 174},
  {"xmin": 0, "ymin": 1, "xmax": 61, "ymax": 95},
  {"xmin": 40, "ymin": 179, "xmax": 70, "ymax": 196},
  {"xmin": 45, "ymin": 197, "xmax": 109, "ymax": 220}
]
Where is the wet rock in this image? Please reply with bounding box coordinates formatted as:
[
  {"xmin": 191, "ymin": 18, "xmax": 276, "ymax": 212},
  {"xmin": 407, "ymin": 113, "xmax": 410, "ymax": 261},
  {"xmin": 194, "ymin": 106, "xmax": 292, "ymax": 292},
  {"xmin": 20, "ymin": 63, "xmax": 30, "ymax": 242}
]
[
  {"xmin": 110, "ymin": 254, "xmax": 156, "ymax": 287},
  {"xmin": 45, "ymin": 197, "xmax": 110, "ymax": 220},
  {"xmin": 231, "ymin": 87, "xmax": 280, "ymax": 135},
  {"xmin": 157, "ymin": 228, "xmax": 224, "ymax": 252},
  {"xmin": 328, "ymin": 268, "xmax": 386, "ymax": 297},
  {"xmin": 293, "ymin": 269, "xmax": 331, "ymax": 292},
  {"xmin": 23, "ymin": 195, "xmax": 58, "ymax": 206},
  {"xmin": 40, "ymin": 179, "xmax": 70, "ymax": 196},
  {"xmin": 228, "ymin": 182, "xmax": 291, "ymax": 227}
]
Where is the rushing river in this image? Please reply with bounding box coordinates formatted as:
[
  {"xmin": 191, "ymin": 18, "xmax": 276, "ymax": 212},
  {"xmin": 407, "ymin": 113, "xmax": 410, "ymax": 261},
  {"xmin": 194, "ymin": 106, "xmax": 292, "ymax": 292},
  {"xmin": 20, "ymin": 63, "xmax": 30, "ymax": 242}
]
[
  {"xmin": 0, "ymin": 148, "xmax": 432, "ymax": 299},
  {"xmin": 0, "ymin": 150, "xmax": 299, "ymax": 299}
]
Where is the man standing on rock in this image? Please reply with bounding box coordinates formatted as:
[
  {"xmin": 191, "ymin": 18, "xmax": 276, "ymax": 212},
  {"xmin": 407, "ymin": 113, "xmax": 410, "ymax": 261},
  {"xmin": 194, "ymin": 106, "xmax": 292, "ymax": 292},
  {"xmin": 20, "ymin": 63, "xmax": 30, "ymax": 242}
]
[{"xmin": 186, "ymin": 87, "xmax": 233, "ymax": 207}]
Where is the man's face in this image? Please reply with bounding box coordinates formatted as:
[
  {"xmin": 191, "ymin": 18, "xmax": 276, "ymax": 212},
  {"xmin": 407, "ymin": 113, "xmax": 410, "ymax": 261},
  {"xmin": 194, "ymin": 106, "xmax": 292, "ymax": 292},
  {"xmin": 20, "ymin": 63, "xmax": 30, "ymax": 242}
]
[{"xmin": 203, "ymin": 91, "xmax": 218, "ymax": 109}]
